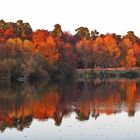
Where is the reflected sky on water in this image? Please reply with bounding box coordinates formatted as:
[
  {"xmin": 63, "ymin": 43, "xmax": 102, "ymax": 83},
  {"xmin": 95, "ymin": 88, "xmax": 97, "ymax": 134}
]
[{"xmin": 0, "ymin": 78, "xmax": 140, "ymax": 140}]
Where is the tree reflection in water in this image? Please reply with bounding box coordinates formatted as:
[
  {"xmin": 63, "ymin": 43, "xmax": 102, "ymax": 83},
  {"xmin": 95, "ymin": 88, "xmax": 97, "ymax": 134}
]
[{"xmin": 0, "ymin": 78, "xmax": 140, "ymax": 132}]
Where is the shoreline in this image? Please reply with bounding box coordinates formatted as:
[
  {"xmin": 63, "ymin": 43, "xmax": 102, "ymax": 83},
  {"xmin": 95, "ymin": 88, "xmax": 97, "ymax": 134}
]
[
  {"xmin": 1, "ymin": 67, "xmax": 140, "ymax": 82},
  {"xmin": 76, "ymin": 67, "xmax": 140, "ymax": 80}
]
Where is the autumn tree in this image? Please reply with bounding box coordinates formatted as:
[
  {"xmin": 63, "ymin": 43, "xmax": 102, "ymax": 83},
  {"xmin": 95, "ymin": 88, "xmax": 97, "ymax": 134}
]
[
  {"xmin": 76, "ymin": 37, "xmax": 92, "ymax": 69},
  {"xmin": 0, "ymin": 20, "xmax": 32, "ymax": 40},
  {"xmin": 32, "ymin": 30, "xmax": 49, "ymax": 45},
  {"xmin": 92, "ymin": 35, "xmax": 120, "ymax": 68},
  {"xmin": 51, "ymin": 24, "xmax": 62, "ymax": 38},
  {"xmin": 32, "ymin": 35, "xmax": 59, "ymax": 64},
  {"xmin": 92, "ymin": 36, "xmax": 104, "ymax": 67},
  {"xmin": 133, "ymin": 43, "xmax": 140, "ymax": 66},
  {"xmin": 118, "ymin": 38, "xmax": 136, "ymax": 68},
  {"xmin": 16, "ymin": 20, "xmax": 32, "ymax": 40},
  {"xmin": 103, "ymin": 34, "xmax": 120, "ymax": 67},
  {"xmin": 91, "ymin": 29, "xmax": 99, "ymax": 40},
  {"xmin": 112, "ymin": 33, "xmax": 122, "ymax": 44},
  {"xmin": 75, "ymin": 27, "xmax": 90, "ymax": 40},
  {"xmin": 124, "ymin": 31, "xmax": 139, "ymax": 43},
  {"xmin": 62, "ymin": 31, "xmax": 77, "ymax": 45},
  {"xmin": 1, "ymin": 19, "xmax": 140, "ymax": 80},
  {"xmin": 56, "ymin": 42, "xmax": 77, "ymax": 78},
  {"xmin": 19, "ymin": 54, "xmax": 48, "ymax": 80}
]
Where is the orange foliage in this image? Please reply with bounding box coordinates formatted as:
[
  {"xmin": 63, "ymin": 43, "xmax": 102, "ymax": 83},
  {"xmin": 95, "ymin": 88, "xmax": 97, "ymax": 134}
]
[
  {"xmin": 5, "ymin": 28, "xmax": 14, "ymax": 38},
  {"xmin": 76, "ymin": 37, "xmax": 92, "ymax": 68},
  {"xmin": 32, "ymin": 91, "xmax": 60, "ymax": 119},
  {"xmin": 104, "ymin": 35, "xmax": 120, "ymax": 58},
  {"xmin": 32, "ymin": 34, "xmax": 59, "ymax": 64},
  {"xmin": 92, "ymin": 35, "xmax": 120, "ymax": 67},
  {"xmin": 1, "ymin": 20, "xmax": 140, "ymax": 69},
  {"xmin": 120, "ymin": 38, "xmax": 136, "ymax": 67},
  {"xmin": 126, "ymin": 49, "xmax": 136, "ymax": 67},
  {"xmin": 1, "ymin": 79, "xmax": 140, "ymax": 130},
  {"xmin": 32, "ymin": 30, "xmax": 49, "ymax": 45}
]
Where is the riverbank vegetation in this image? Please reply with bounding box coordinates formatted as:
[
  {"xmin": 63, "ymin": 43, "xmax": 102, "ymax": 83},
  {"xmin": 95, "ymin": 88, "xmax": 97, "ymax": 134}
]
[{"xmin": 1, "ymin": 19, "xmax": 140, "ymax": 81}]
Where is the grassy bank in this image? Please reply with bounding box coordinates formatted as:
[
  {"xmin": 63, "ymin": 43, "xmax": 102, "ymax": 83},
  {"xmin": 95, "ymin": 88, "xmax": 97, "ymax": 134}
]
[
  {"xmin": 1, "ymin": 67, "xmax": 140, "ymax": 82},
  {"xmin": 76, "ymin": 67, "xmax": 140, "ymax": 80}
]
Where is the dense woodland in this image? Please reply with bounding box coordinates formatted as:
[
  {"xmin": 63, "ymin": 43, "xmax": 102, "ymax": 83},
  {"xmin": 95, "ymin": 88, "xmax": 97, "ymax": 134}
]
[{"xmin": 1, "ymin": 19, "xmax": 140, "ymax": 80}]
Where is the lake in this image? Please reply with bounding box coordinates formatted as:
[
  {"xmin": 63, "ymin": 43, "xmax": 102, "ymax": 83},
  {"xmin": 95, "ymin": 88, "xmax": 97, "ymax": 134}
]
[{"xmin": 0, "ymin": 78, "xmax": 140, "ymax": 140}]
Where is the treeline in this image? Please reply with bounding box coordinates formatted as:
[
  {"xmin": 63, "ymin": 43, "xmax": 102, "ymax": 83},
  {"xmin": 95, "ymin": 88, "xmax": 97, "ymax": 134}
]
[{"xmin": 0, "ymin": 19, "xmax": 140, "ymax": 80}]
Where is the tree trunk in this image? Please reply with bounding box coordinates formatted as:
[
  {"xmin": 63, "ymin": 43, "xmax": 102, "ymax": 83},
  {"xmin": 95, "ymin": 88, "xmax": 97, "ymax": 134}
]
[{"xmin": 84, "ymin": 62, "xmax": 87, "ymax": 80}]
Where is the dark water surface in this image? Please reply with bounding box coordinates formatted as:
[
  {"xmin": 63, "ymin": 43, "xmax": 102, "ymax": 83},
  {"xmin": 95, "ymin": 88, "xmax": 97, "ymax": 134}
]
[{"xmin": 0, "ymin": 78, "xmax": 140, "ymax": 140}]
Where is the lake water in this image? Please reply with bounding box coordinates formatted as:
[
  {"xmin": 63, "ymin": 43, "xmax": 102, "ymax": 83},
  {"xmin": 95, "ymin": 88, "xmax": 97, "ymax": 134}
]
[{"xmin": 0, "ymin": 78, "xmax": 140, "ymax": 140}]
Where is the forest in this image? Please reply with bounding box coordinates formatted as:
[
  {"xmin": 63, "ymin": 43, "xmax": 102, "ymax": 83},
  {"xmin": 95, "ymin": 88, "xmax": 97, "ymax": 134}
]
[{"xmin": 0, "ymin": 19, "xmax": 140, "ymax": 81}]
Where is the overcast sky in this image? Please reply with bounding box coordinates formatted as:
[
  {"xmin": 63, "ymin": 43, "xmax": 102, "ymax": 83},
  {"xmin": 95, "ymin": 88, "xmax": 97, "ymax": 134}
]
[{"xmin": 0, "ymin": 0, "xmax": 140, "ymax": 36}]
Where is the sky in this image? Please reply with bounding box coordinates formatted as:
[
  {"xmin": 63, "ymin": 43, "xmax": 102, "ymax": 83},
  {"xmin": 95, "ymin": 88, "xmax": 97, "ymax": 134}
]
[{"xmin": 0, "ymin": 0, "xmax": 140, "ymax": 36}]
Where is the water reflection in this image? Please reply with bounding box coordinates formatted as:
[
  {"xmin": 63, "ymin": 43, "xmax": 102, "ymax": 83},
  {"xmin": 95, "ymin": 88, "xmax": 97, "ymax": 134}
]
[{"xmin": 0, "ymin": 78, "xmax": 140, "ymax": 132}]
